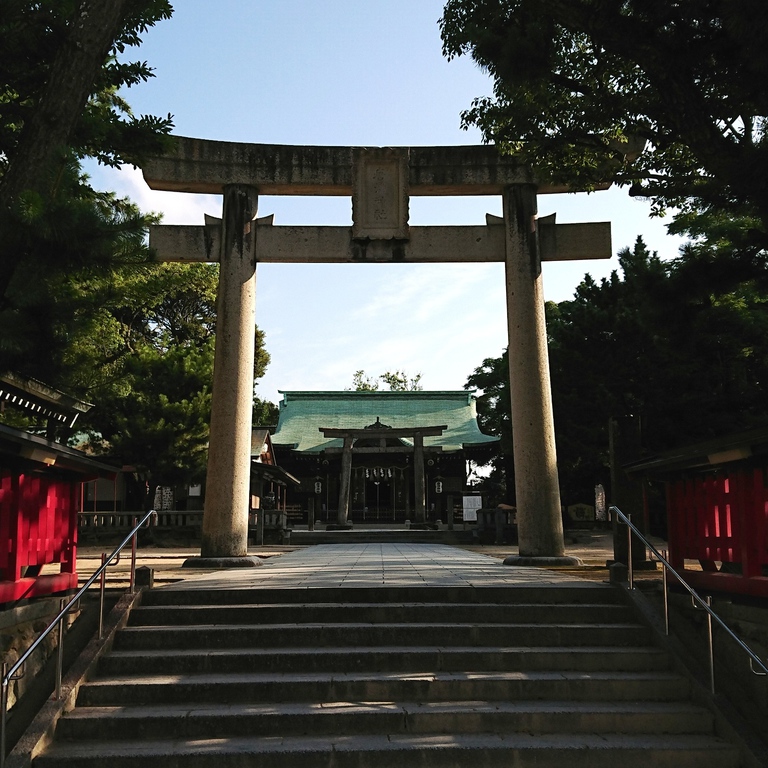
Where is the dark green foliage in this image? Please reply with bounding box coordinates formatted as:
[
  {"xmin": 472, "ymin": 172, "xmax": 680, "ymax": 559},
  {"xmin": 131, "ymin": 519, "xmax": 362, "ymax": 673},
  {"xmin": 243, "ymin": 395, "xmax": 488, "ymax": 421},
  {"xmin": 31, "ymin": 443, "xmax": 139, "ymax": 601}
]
[
  {"xmin": 62, "ymin": 262, "xmax": 272, "ymax": 490},
  {"xmin": 0, "ymin": 3, "xmax": 277, "ymax": 491},
  {"xmin": 467, "ymin": 237, "xmax": 768, "ymax": 503},
  {"xmin": 440, "ymin": 1, "xmax": 768, "ymax": 252},
  {"xmin": 0, "ymin": 1, "xmax": 174, "ymax": 309},
  {"xmin": 0, "ymin": 0, "xmax": 173, "ymax": 174},
  {"xmin": 465, "ymin": 350, "xmax": 513, "ymax": 500}
]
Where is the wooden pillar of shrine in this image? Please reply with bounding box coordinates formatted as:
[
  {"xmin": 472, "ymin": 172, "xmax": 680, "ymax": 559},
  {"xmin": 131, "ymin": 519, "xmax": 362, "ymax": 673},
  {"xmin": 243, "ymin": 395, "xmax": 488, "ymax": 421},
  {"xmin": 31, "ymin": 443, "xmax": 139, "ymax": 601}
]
[
  {"xmin": 336, "ymin": 436, "xmax": 355, "ymax": 527},
  {"xmin": 413, "ymin": 433, "xmax": 426, "ymax": 525}
]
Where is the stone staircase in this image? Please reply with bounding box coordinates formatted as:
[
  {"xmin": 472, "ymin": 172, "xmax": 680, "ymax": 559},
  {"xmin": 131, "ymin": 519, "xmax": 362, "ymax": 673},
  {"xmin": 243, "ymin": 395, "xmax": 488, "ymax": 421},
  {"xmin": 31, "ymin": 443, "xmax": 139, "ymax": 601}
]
[{"xmin": 36, "ymin": 584, "xmax": 741, "ymax": 767}]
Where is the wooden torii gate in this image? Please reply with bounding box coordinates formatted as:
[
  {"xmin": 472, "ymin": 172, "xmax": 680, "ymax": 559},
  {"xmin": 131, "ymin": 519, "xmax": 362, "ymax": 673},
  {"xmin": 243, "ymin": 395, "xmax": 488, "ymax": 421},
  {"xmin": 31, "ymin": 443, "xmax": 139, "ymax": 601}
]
[{"xmin": 143, "ymin": 139, "xmax": 612, "ymax": 563}]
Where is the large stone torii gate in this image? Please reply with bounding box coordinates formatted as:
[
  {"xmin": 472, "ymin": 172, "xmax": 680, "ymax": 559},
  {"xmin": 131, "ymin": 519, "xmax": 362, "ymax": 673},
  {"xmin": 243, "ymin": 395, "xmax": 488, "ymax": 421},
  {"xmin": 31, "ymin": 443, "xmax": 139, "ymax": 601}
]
[{"xmin": 143, "ymin": 138, "xmax": 611, "ymax": 563}]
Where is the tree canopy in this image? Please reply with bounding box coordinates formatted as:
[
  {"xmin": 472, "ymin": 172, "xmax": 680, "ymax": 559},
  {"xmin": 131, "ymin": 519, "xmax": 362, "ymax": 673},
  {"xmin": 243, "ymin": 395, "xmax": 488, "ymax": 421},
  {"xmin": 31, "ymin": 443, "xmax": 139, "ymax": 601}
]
[
  {"xmin": 0, "ymin": 0, "xmax": 174, "ymax": 305},
  {"xmin": 350, "ymin": 370, "xmax": 424, "ymax": 391},
  {"xmin": 467, "ymin": 237, "xmax": 768, "ymax": 504},
  {"xmin": 74, "ymin": 263, "xmax": 272, "ymax": 498},
  {"xmin": 0, "ymin": 2, "xmax": 277, "ymax": 501},
  {"xmin": 440, "ymin": 1, "xmax": 768, "ymax": 252},
  {"xmin": 1, "ymin": 258, "xmax": 274, "ymax": 500}
]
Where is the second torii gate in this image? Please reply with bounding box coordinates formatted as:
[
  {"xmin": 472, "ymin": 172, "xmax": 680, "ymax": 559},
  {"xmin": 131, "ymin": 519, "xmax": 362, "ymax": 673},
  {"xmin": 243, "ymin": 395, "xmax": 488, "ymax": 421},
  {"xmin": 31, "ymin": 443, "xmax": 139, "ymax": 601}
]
[{"xmin": 143, "ymin": 139, "xmax": 612, "ymax": 562}]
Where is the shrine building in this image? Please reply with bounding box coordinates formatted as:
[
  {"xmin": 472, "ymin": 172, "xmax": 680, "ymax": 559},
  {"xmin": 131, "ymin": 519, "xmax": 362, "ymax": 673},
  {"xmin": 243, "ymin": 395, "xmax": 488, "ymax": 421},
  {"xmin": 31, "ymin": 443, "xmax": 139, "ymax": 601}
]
[{"xmin": 271, "ymin": 391, "xmax": 498, "ymax": 526}]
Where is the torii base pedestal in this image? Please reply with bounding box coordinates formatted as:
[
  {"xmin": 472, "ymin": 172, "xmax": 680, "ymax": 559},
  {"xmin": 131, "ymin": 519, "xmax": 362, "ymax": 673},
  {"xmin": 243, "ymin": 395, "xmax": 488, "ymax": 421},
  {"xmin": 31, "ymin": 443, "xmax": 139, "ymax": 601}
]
[
  {"xmin": 503, "ymin": 555, "xmax": 584, "ymax": 567},
  {"xmin": 181, "ymin": 556, "xmax": 263, "ymax": 569}
]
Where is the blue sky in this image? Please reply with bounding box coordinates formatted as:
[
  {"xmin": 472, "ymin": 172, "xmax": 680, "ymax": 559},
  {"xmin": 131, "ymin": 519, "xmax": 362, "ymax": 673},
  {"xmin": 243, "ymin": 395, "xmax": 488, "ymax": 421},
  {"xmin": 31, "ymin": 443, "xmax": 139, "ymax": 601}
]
[{"xmin": 87, "ymin": 0, "xmax": 686, "ymax": 406}]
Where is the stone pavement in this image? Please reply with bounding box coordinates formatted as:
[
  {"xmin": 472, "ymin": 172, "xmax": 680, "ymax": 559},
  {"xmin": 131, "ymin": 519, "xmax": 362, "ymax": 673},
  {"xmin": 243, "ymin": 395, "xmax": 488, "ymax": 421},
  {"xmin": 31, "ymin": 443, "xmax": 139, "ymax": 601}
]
[
  {"xmin": 164, "ymin": 543, "xmax": 598, "ymax": 591},
  {"xmin": 72, "ymin": 528, "xmax": 668, "ymax": 590}
]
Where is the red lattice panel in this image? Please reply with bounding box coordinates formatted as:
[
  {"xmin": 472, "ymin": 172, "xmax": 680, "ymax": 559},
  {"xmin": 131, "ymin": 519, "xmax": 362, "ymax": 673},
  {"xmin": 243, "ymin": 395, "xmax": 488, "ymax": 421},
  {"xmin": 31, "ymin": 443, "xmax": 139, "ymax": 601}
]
[
  {"xmin": 667, "ymin": 465, "xmax": 768, "ymax": 597},
  {"xmin": 0, "ymin": 471, "xmax": 78, "ymax": 601}
]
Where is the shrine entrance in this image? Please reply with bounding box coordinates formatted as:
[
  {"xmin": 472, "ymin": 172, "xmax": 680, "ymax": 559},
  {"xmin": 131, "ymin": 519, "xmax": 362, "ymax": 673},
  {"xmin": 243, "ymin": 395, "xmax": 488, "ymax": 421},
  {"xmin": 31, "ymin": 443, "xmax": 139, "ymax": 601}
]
[
  {"xmin": 143, "ymin": 139, "xmax": 612, "ymax": 561},
  {"xmin": 363, "ymin": 472, "xmax": 392, "ymax": 521}
]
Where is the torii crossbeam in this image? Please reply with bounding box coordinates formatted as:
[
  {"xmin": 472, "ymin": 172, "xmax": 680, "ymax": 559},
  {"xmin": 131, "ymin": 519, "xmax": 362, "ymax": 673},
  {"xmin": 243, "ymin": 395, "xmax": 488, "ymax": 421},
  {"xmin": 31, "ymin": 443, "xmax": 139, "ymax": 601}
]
[{"xmin": 143, "ymin": 138, "xmax": 612, "ymax": 562}]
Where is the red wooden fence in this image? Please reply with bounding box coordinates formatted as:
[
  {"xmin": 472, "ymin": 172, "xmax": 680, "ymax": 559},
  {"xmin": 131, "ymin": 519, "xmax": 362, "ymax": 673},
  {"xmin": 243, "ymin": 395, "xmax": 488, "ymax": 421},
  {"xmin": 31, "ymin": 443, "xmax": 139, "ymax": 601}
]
[
  {"xmin": 667, "ymin": 464, "xmax": 768, "ymax": 597},
  {"xmin": 0, "ymin": 471, "xmax": 79, "ymax": 603}
]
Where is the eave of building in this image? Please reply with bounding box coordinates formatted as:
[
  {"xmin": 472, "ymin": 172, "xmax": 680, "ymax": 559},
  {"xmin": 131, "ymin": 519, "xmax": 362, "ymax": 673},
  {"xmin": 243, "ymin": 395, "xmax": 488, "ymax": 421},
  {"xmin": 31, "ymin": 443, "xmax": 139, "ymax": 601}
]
[
  {"xmin": 0, "ymin": 423, "xmax": 118, "ymax": 478},
  {"xmin": 250, "ymin": 460, "xmax": 301, "ymax": 487},
  {"xmin": 625, "ymin": 425, "xmax": 768, "ymax": 477},
  {"xmin": 0, "ymin": 372, "xmax": 93, "ymax": 428}
]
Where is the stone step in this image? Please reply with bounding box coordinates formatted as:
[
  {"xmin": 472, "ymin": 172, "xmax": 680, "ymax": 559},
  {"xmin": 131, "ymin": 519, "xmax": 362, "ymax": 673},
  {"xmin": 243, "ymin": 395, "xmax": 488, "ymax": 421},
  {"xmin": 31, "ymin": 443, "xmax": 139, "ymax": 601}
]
[
  {"xmin": 35, "ymin": 731, "xmax": 741, "ymax": 768},
  {"xmin": 141, "ymin": 584, "xmax": 624, "ymax": 607},
  {"xmin": 128, "ymin": 601, "xmax": 635, "ymax": 626},
  {"xmin": 55, "ymin": 700, "xmax": 715, "ymax": 742},
  {"xmin": 99, "ymin": 644, "xmax": 670, "ymax": 676},
  {"xmin": 76, "ymin": 670, "xmax": 690, "ymax": 707},
  {"xmin": 112, "ymin": 622, "xmax": 650, "ymax": 650}
]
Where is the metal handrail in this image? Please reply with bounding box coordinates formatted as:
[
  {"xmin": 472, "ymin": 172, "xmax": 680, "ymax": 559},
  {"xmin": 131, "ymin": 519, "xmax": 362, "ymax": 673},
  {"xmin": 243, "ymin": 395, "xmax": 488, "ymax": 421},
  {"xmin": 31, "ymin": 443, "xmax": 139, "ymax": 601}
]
[
  {"xmin": 0, "ymin": 509, "xmax": 157, "ymax": 765},
  {"xmin": 610, "ymin": 505, "xmax": 768, "ymax": 695}
]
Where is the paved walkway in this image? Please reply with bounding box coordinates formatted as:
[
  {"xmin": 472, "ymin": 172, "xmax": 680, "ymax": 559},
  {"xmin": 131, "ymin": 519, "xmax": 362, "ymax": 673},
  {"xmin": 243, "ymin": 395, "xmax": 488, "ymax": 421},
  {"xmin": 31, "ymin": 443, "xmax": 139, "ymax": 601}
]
[{"xmin": 164, "ymin": 543, "xmax": 604, "ymax": 591}]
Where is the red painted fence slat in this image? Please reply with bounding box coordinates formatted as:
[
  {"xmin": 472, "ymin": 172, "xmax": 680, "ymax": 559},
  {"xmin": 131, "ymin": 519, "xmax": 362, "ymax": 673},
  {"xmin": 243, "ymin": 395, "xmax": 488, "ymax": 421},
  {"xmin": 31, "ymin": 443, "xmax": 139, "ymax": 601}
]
[
  {"xmin": 667, "ymin": 463, "xmax": 768, "ymax": 597},
  {"xmin": 0, "ymin": 471, "xmax": 79, "ymax": 603}
]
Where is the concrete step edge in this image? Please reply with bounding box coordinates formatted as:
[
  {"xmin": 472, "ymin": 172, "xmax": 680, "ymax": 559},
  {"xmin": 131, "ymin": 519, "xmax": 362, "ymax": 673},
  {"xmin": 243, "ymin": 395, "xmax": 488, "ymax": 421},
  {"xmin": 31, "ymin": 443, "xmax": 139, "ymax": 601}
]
[
  {"xmin": 38, "ymin": 731, "xmax": 741, "ymax": 759},
  {"xmin": 83, "ymin": 670, "xmax": 686, "ymax": 685},
  {"xmin": 117, "ymin": 621, "xmax": 647, "ymax": 631},
  {"xmin": 61, "ymin": 699, "xmax": 715, "ymax": 720},
  {"xmin": 141, "ymin": 586, "xmax": 624, "ymax": 607},
  {"xmin": 105, "ymin": 644, "xmax": 666, "ymax": 657}
]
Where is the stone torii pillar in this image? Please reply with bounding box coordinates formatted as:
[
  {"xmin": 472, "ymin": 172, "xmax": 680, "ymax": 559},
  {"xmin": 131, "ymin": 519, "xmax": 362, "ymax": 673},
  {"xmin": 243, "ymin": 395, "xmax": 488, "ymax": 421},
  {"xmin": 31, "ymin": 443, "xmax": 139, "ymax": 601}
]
[
  {"xmin": 503, "ymin": 185, "xmax": 565, "ymax": 560},
  {"xmin": 198, "ymin": 185, "xmax": 259, "ymax": 561}
]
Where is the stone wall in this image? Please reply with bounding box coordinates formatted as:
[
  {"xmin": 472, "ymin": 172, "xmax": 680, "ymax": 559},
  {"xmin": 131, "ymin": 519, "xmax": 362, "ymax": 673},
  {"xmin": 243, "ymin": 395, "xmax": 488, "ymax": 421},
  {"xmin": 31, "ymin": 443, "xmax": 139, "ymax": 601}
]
[{"xmin": 0, "ymin": 598, "xmax": 78, "ymax": 712}]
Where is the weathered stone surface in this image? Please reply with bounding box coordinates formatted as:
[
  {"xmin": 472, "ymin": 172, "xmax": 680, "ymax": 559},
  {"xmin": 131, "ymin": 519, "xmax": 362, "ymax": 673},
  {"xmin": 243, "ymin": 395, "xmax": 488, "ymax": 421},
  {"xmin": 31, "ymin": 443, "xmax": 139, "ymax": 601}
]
[
  {"xmin": 142, "ymin": 137, "xmax": 609, "ymax": 196},
  {"xmin": 0, "ymin": 600, "xmax": 64, "ymax": 712},
  {"xmin": 352, "ymin": 147, "xmax": 409, "ymax": 240},
  {"xmin": 503, "ymin": 186, "xmax": 565, "ymax": 558},
  {"xmin": 200, "ymin": 185, "xmax": 258, "ymax": 559},
  {"xmin": 149, "ymin": 221, "xmax": 612, "ymax": 264}
]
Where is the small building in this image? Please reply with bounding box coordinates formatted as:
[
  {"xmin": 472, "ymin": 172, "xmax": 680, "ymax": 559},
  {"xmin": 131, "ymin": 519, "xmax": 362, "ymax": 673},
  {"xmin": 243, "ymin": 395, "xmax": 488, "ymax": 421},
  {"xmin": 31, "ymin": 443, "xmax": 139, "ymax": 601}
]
[
  {"xmin": 271, "ymin": 390, "xmax": 498, "ymax": 526},
  {"xmin": 628, "ymin": 426, "xmax": 768, "ymax": 598},
  {"xmin": 0, "ymin": 374, "xmax": 117, "ymax": 604}
]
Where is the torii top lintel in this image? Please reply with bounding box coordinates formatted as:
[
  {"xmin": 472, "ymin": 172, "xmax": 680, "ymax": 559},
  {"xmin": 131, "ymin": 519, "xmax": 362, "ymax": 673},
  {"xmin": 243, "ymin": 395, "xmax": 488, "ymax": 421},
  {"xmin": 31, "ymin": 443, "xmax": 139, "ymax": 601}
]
[{"xmin": 142, "ymin": 136, "xmax": 611, "ymax": 197}]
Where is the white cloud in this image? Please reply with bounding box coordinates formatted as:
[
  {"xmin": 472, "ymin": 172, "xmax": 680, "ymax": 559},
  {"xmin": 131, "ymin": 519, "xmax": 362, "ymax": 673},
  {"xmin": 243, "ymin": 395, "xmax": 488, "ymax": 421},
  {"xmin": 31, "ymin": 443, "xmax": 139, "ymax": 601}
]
[{"xmin": 86, "ymin": 163, "xmax": 220, "ymax": 225}]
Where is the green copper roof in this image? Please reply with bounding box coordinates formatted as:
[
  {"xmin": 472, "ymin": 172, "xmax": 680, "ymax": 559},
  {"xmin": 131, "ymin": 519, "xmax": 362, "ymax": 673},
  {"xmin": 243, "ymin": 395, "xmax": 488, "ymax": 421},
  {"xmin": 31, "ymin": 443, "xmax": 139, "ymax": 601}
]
[{"xmin": 272, "ymin": 391, "xmax": 498, "ymax": 453}]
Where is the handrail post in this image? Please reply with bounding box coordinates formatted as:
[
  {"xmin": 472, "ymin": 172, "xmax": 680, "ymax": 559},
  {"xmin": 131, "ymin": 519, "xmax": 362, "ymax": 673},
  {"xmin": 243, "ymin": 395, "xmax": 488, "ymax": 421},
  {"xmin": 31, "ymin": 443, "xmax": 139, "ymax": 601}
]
[
  {"xmin": 98, "ymin": 552, "xmax": 107, "ymax": 640},
  {"xmin": 130, "ymin": 516, "xmax": 138, "ymax": 593},
  {"xmin": 707, "ymin": 595, "xmax": 715, "ymax": 695},
  {"xmin": 55, "ymin": 597, "xmax": 65, "ymax": 699},
  {"xmin": 627, "ymin": 513, "xmax": 634, "ymax": 589},
  {"xmin": 1, "ymin": 661, "xmax": 7, "ymax": 768},
  {"xmin": 662, "ymin": 549, "xmax": 669, "ymax": 635}
]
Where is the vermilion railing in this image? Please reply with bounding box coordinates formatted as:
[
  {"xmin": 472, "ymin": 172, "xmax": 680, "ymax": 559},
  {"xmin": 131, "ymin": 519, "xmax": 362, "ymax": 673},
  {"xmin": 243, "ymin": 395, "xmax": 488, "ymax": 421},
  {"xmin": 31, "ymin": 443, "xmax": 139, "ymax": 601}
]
[
  {"xmin": 666, "ymin": 464, "xmax": 768, "ymax": 597},
  {"xmin": 0, "ymin": 472, "xmax": 79, "ymax": 604}
]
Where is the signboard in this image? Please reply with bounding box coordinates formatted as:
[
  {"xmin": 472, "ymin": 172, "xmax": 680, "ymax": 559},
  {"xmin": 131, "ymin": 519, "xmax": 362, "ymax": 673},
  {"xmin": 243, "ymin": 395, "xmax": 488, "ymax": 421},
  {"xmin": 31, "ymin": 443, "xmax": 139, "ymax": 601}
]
[{"xmin": 462, "ymin": 495, "xmax": 482, "ymax": 522}]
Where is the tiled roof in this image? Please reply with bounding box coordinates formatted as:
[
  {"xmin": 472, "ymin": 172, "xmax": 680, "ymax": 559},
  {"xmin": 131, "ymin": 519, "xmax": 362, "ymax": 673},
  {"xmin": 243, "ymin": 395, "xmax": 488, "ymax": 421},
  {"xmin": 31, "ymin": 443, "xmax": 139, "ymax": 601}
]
[{"xmin": 272, "ymin": 391, "xmax": 498, "ymax": 453}]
